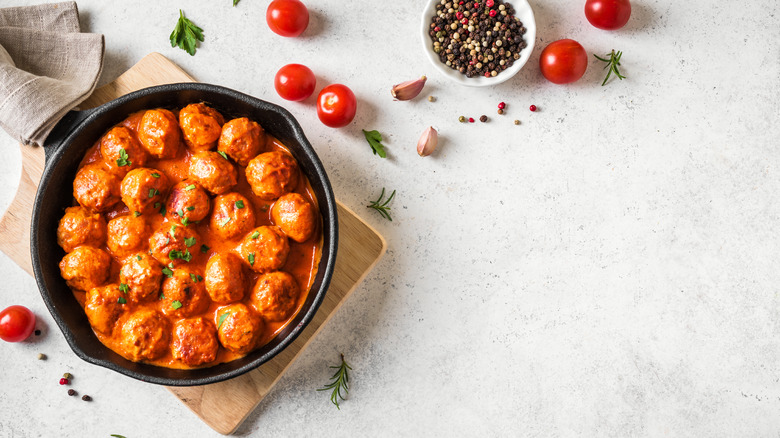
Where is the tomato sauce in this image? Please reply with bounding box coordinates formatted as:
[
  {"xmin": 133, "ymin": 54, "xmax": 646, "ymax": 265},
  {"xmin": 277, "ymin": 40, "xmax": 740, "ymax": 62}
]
[{"xmin": 69, "ymin": 109, "xmax": 322, "ymax": 369}]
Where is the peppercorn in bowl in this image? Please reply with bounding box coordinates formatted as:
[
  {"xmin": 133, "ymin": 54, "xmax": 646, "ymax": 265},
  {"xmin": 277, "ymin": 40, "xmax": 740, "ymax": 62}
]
[{"xmin": 421, "ymin": 0, "xmax": 536, "ymax": 86}]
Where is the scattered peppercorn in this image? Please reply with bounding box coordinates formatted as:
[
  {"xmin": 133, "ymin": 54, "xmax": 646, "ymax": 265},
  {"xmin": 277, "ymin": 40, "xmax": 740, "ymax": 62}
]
[
  {"xmin": 428, "ymin": 95, "xmax": 436, "ymax": 102},
  {"xmin": 67, "ymin": 389, "xmax": 76, "ymax": 396},
  {"xmin": 81, "ymin": 395, "xmax": 92, "ymax": 402},
  {"xmin": 428, "ymin": 0, "xmax": 529, "ymax": 79},
  {"xmin": 37, "ymin": 353, "xmax": 46, "ymax": 360},
  {"xmin": 513, "ymin": 119, "xmax": 520, "ymax": 125},
  {"xmin": 498, "ymin": 102, "xmax": 506, "ymax": 109},
  {"xmin": 59, "ymin": 378, "xmax": 69, "ymax": 385},
  {"xmin": 529, "ymin": 105, "xmax": 537, "ymax": 112},
  {"xmin": 468, "ymin": 117, "xmax": 475, "ymax": 123},
  {"xmin": 497, "ymin": 109, "xmax": 504, "ymax": 115},
  {"xmin": 458, "ymin": 115, "xmax": 466, "ymax": 123},
  {"xmin": 63, "ymin": 372, "xmax": 73, "ymax": 380},
  {"xmin": 479, "ymin": 115, "xmax": 488, "ymax": 122},
  {"xmin": 34, "ymin": 329, "xmax": 41, "ymax": 336}
]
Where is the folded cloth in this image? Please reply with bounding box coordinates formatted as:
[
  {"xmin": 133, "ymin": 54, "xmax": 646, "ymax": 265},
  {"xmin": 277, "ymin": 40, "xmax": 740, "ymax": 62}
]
[{"xmin": 0, "ymin": 2, "xmax": 104, "ymax": 146}]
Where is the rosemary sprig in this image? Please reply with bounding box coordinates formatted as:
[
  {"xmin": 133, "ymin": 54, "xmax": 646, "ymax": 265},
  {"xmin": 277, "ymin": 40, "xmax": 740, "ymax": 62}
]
[
  {"xmin": 594, "ymin": 50, "xmax": 626, "ymax": 86},
  {"xmin": 317, "ymin": 354, "xmax": 352, "ymax": 410},
  {"xmin": 367, "ymin": 187, "xmax": 396, "ymax": 221}
]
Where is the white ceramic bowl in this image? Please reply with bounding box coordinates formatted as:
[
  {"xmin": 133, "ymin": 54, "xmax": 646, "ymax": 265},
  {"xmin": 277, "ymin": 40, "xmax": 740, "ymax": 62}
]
[{"xmin": 420, "ymin": 0, "xmax": 536, "ymax": 87}]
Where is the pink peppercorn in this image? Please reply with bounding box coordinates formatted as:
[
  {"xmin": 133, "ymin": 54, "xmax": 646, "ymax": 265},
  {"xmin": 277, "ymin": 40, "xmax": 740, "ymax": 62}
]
[
  {"xmin": 461, "ymin": 17, "xmax": 469, "ymax": 24},
  {"xmin": 456, "ymin": 11, "xmax": 464, "ymax": 19},
  {"xmin": 529, "ymin": 105, "xmax": 537, "ymax": 112},
  {"xmin": 468, "ymin": 117, "xmax": 475, "ymax": 123},
  {"xmin": 486, "ymin": 0, "xmax": 495, "ymax": 7},
  {"xmin": 484, "ymin": 72, "xmax": 491, "ymax": 77},
  {"xmin": 434, "ymin": 26, "xmax": 440, "ymax": 31},
  {"xmin": 498, "ymin": 102, "xmax": 506, "ymax": 109},
  {"xmin": 489, "ymin": 9, "xmax": 497, "ymax": 17},
  {"xmin": 59, "ymin": 378, "xmax": 69, "ymax": 385},
  {"xmin": 474, "ymin": 2, "xmax": 479, "ymax": 8}
]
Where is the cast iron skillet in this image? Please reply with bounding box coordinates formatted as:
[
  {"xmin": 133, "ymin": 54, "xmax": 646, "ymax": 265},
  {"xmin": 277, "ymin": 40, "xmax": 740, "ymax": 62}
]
[{"xmin": 30, "ymin": 83, "xmax": 338, "ymax": 386}]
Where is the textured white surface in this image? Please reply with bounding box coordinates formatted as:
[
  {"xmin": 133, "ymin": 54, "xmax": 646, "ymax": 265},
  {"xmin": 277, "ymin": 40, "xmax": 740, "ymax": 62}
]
[{"xmin": 1, "ymin": 0, "xmax": 779, "ymax": 436}]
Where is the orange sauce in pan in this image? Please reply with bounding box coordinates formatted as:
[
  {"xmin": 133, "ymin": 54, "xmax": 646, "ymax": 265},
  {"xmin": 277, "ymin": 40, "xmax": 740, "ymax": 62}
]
[{"xmin": 69, "ymin": 109, "xmax": 322, "ymax": 369}]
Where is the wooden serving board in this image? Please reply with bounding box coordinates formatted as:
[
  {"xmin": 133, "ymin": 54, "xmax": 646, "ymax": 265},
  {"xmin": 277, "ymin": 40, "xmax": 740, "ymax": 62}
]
[{"xmin": 0, "ymin": 53, "xmax": 386, "ymax": 435}]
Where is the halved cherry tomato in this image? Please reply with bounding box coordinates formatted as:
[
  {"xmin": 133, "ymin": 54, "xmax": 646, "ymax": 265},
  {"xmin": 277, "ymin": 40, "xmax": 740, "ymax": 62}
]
[
  {"xmin": 539, "ymin": 39, "xmax": 588, "ymax": 84},
  {"xmin": 317, "ymin": 84, "xmax": 357, "ymax": 128},
  {"xmin": 275, "ymin": 64, "xmax": 316, "ymax": 101},
  {"xmin": 266, "ymin": 0, "xmax": 309, "ymax": 38},
  {"xmin": 0, "ymin": 305, "xmax": 36, "ymax": 342},
  {"xmin": 585, "ymin": 0, "xmax": 631, "ymax": 30}
]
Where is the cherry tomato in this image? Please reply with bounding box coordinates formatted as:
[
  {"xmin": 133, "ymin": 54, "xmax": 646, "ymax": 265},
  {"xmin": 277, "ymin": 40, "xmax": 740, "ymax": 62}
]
[
  {"xmin": 317, "ymin": 84, "xmax": 357, "ymax": 128},
  {"xmin": 539, "ymin": 39, "xmax": 588, "ymax": 84},
  {"xmin": 0, "ymin": 305, "xmax": 36, "ymax": 343},
  {"xmin": 266, "ymin": 0, "xmax": 309, "ymax": 37},
  {"xmin": 584, "ymin": 0, "xmax": 631, "ymax": 30},
  {"xmin": 274, "ymin": 64, "xmax": 316, "ymax": 101}
]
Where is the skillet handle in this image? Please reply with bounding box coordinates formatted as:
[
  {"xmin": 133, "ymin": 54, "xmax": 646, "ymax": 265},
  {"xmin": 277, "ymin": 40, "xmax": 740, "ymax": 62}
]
[{"xmin": 43, "ymin": 109, "xmax": 96, "ymax": 162}]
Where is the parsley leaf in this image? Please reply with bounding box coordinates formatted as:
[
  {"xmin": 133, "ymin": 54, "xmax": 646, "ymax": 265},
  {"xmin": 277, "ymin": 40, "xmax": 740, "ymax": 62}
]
[
  {"xmin": 186, "ymin": 206, "xmax": 195, "ymax": 211},
  {"xmin": 184, "ymin": 184, "xmax": 196, "ymax": 191},
  {"xmin": 362, "ymin": 129, "xmax": 387, "ymax": 158},
  {"xmin": 117, "ymin": 297, "xmax": 127, "ymax": 304},
  {"xmin": 119, "ymin": 283, "xmax": 130, "ymax": 294},
  {"xmin": 116, "ymin": 148, "xmax": 131, "ymax": 167},
  {"xmin": 217, "ymin": 151, "xmax": 229, "ymax": 160},
  {"xmin": 136, "ymin": 255, "xmax": 142, "ymax": 261},
  {"xmin": 171, "ymin": 300, "xmax": 183, "ymax": 310},
  {"xmin": 133, "ymin": 211, "xmax": 141, "ymax": 217},
  {"xmin": 251, "ymin": 231, "xmax": 260, "ymax": 239},
  {"xmin": 148, "ymin": 188, "xmax": 159, "ymax": 198},
  {"xmin": 248, "ymin": 252, "xmax": 255, "ymax": 266},
  {"xmin": 181, "ymin": 216, "xmax": 190, "ymax": 227},
  {"xmin": 236, "ymin": 200, "xmax": 245, "ymax": 209},
  {"xmin": 151, "ymin": 172, "xmax": 161, "ymax": 178},
  {"xmin": 189, "ymin": 273, "xmax": 199, "ymax": 282},
  {"xmin": 169, "ymin": 10, "xmax": 204, "ymax": 56},
  {"xmin": 184, "ymin": 237, "xmax": 197, "ymax": 247},
  {"xmin": 162, "ymin": 267, "xmax": 174, "ymax": 278},
  {"xmin": 200, "ymin": 244, "xmax": 210, "ymax": 254}
]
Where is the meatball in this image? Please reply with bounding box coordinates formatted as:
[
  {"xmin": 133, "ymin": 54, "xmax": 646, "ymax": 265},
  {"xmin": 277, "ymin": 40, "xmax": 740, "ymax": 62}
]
[
  {"xmin": 235, "ymin": 226, "xmax": 289, "ymax": 273},
  {"xmin": 216, "ymin": 303, "xmax": 264, "ymax": 355},
  {"xmin": 107, "ymin": 214, "xmax": 150, "ymax": 257},
  {"xmin": 148, "ymin": 223, "xmax": 201, "ymax": 266},
  {"xmin": 100, "ymin": 126, "xmax": 148, "ymax": 176},
  {"xmin": 138, "ymin": 108, "xmax": 181, "ymax": 159},
  {"xmin": 73, "ymin": 164, "xmax": 121, "ymax": 212},
  {"xmin": 160, "ymin": 267, "xmax": 210, "ymax": 318},
  {"xmin": 179, "ymin": 103, "xmax": 225, "ymax": 151},
  {"xmin": 119, "ymin": 252, "xmax": 163, "ymax": 303},
  {"xmin": 172, "ymin": 317, "xmax": 219, "ymax": 367},
  {"xmin": 188, "ymin": 151, "xmax": 238, "ymax": 195},
  {"xmin": 245, "ymin": 151, "xmax": 299, "ymax": 200},
  {"xmin": 119, "ymin": 309, "xmax": 170, "ymax": 361},
  {"xmin": 165, "ymin": 181, "xmax": 210, "ymax": 224},
  {"xmin": 218, "ymin": 118, "xmax": 265, "ymax": 166},
  {"xmin": 57, "ymin": 206, "xmax": 107, "ymax": 253},
  {"xmin": 250, "ymin": 271, "xmax": 300, "ymax": 322},
  {"xmin": 59, "ymin": 246, "xmax": 111, "ymax": 291},
  {"xmin": 120, "ymin": 168, "xmax": 169, "ymax": 215},
  {"xmin": 271, "ymin": 193, "xmax": 317, "ymax": 243},
  {"xmin": 84, "ymin": 284, "xmax": 127, "ymax": 334},
  {"xmin": 204, "ymin": 252, "xmax": 246, "ymax": 304},
  {"xmin": 210, "ymin": 192, "xmax": 256, "ymax": 240}
]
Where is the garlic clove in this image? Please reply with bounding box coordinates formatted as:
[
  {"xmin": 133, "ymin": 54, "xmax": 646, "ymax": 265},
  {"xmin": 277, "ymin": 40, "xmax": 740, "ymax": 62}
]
[
  {"xmin": 417, "ymin": 126, "xmax": 438, "ymax": 157},
  {"xmin": 391, "ymin": 76, "xmax": 427, "ymax": 101}
]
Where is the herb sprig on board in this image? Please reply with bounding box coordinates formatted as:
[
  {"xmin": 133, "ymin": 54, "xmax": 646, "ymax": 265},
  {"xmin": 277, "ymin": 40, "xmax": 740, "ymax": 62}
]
[
  {"xmin": 170, "ymin": 10, "xmax": 204, "ymax": 56},
  {"xmin": 318, "ymin": 354, "xmax": 352, "ymax": 410}
]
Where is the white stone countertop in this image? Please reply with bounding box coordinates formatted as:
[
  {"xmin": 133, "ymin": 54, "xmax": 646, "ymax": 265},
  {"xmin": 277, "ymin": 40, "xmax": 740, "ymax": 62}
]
[{"xmin": 1, "ymin": 0, "xmax": 779, "ymax": 436}]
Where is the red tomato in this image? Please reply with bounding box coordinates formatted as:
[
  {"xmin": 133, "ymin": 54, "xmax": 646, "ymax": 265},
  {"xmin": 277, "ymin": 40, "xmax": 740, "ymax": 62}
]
[
  {"xmin": 584, "ymin": 0, "xmax": 631, "ymax": 30},
  {"xmin": 0, "ymin": 305, "xmax": 36, "ymax": 343},
  {"xmin": 539, "ymin": 39, "xmax": 588, "ymax": 84},
  {"xmin": 266, "ymin": 0, "xmax": 309, "ymax": 37},
  {"xmin": 317, "ymin": 84, "xmax": 357, "ymax": 128},
  {"xmin": 274, "ymin": 64, "xmax": 316, "ymax": 101}
]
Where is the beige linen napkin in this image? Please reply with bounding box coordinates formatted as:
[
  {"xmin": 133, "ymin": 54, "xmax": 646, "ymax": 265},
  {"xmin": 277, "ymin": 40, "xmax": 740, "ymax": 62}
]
[{"xmin": 0, "ymin": 2, "xmax": 104, "ymax": 146}]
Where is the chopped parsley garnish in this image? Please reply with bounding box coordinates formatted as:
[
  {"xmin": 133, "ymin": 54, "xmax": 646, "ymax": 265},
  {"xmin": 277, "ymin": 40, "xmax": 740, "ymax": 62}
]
[
  {"xmin": 184, "ymin": 184, "xmax": 196, "ymax": 191},
  {"xmin": 151, "ymin": 172, "xmax": 160, "ymax": 178},
  {"xmin": 217, "ymin": 151, "xmax": 229, "ymax": 160},
  {"xmin": 116, "ymin": 148, "xmax": 131, "ymax": 167},
  {"xmin": 148, "ymin": 188, "xmax": 160, "ymax": 198},
  {"xmin": 159, "ymin": 204, "xmax": 167, "ymax": 216},
  {"xmin": 189, "ymin": 273, "xmax": 203, "ymax": 283},
  {"xmin": 162, "ymin": 267, "xmax": 174, "ymax": 278},
  {"xmin": 217, "ymin": 312, "xmax": 231, "ymax": 329},
  {"xmin": 119, "ymin": 283, "xmax": 130, "ymax": 294},
  {"xmin": 169, "ymin": 225, "xmax": 177, "ymax": 238},
  {"xmin": 181, "ymin": 216, "xmax": 190, "ymax": 227},
  {"xmin": 220, "ymin": 217, "xmax": 232, "ymax": 227},
  {"xmin": 248, "ymin": 252, "xmax": 255, "ymax": 266},
  {"xmin": 133, "ymin": 211, "xmax": 141, "ymax": 217},
  {"xmin": 235, "ymin": 200, "xmax": 245, "ymax": 209},
  {"xmin": 200, "ymin": 244, "xmax": 210, "ymax": 254},
  {"xmin": 251, "ymin": 231, "xmax": 260, "ymax": 239},
  {"xmin": 186, "ymin": 206, "xmax": 195, "ymax": 211},
  {"xmin": 136, "ymin": 255, "xmax": 142, "ymax": 261},
  {"xmin": 171, "ymin": 300, "xmax": 183, "ymax": 310},
  {"xmin": 184, "ymin": 237, "xmax": 197, "ymax": 247},
  {"xmin": 117, "ymin": 297, "xmax": 127, "ymax": 304},
  {"xmin": 177, "ymin": 209, "xmax": 185, "ymax": 217},
  {"xmin": 159, "ymin": 292, "xmax": 166, "ymax": 300}
]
